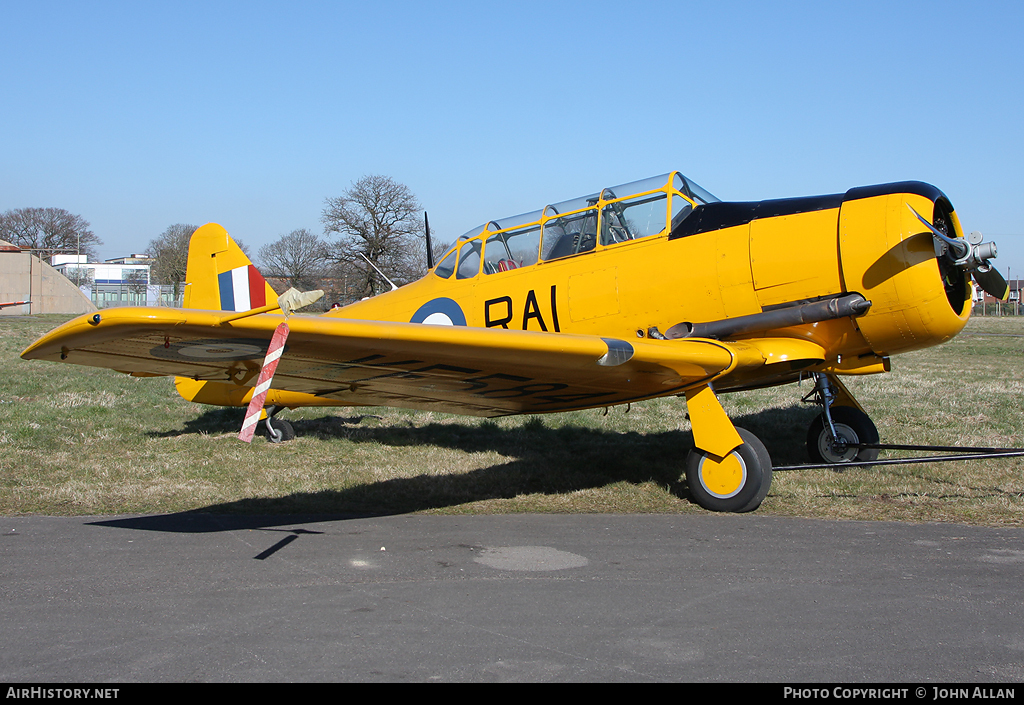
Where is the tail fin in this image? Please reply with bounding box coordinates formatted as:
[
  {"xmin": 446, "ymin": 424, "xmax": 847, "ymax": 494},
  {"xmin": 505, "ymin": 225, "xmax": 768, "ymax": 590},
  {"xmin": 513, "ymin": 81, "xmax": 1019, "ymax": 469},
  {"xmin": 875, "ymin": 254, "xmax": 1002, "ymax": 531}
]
[{"xmin": 183, "ymin": 223, "xmax": 277, "ymax": 311}]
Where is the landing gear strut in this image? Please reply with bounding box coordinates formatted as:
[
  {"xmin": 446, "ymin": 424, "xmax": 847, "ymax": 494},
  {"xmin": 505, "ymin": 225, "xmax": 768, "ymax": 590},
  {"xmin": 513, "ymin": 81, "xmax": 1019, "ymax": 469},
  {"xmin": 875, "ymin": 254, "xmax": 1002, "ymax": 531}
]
[
  {"xmin": 263, "ymin": 405, "xmax": 295, "ymax": 443},
  {"xmin": 805, "ymin": 374, "xmax": 878, "ymax": 465}
]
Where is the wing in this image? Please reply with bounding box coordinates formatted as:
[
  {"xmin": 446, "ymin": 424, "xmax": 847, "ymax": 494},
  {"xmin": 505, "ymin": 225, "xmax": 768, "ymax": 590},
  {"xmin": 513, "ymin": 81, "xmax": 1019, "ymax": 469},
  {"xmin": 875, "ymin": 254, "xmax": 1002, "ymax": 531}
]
[{"xmin": 21, "ymin": 307, "xmax": 820, "ymax": 417}]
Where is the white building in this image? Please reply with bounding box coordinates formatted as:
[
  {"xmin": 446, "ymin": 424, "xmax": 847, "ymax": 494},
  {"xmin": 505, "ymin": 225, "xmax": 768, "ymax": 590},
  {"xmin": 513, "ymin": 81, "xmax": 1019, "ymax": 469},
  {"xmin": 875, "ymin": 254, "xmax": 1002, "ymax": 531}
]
[{"xmin": 50, "ymin": 254, "xmax": 180, "ymax": 308}]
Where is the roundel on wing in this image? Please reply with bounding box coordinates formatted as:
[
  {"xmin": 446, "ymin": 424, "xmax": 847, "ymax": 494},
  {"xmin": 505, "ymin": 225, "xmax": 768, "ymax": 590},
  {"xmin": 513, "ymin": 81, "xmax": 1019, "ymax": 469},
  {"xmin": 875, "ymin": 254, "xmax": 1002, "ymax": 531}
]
[
  {"xmin": 150, "ymin": 338, "xmax": 275, "ymax": 362},
  {"xmin": 410, "ymin": 297, "xmax": 467, "ymax": 326}
]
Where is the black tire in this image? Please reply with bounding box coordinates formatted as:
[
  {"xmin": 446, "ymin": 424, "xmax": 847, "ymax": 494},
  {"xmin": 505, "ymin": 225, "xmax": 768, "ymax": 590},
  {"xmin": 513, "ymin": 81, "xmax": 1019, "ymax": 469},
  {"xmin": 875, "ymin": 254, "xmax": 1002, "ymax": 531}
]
[
  {"xmin": 685, "ymin": 427, "xmax": 773, "ymax": 513},
  {"xmin": 806, "ymin": 406, "xmax": 879, "ymax": 464},
  {"xmin": 265, "ymin": 417, "xmax": 295, "ymax": 444},
  {"xmin": 738, "ymin": 429, "xmax": 774, "ymax": 513}
]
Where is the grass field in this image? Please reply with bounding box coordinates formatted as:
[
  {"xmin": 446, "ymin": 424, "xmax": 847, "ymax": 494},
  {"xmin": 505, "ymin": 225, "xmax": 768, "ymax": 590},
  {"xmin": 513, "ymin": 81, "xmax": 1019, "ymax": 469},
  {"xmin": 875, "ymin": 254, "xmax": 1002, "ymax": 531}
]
[{"xmin": 3, "ymin": 313, "xmax": 1023, "ymax": 524}]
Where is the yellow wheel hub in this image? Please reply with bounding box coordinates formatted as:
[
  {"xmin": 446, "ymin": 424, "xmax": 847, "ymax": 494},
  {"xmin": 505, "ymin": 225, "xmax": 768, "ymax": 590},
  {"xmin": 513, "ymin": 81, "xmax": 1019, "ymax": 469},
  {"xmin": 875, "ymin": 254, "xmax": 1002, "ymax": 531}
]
[{"xmin": 699, "ymin": 451, "xmax": 747, "ymax": 499}]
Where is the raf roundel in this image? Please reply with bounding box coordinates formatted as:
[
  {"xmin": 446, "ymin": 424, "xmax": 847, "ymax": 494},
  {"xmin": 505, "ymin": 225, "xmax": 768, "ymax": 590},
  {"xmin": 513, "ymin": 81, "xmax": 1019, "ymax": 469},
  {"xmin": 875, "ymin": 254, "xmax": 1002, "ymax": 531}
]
[
  {"xmin": 410, "ymin": 298, "xmax": 467, "ymax": 326},
  {"xmin": 151, "ymin": 338, "xmax": 275, "ymax": 362}
]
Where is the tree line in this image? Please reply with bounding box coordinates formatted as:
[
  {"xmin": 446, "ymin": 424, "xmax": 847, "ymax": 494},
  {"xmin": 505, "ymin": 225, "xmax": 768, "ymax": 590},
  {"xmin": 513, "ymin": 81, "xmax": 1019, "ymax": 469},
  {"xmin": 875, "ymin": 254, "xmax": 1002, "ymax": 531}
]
[
  {"xmin": 0, "ymin": 207, "xmax": 101, "ymax": 260},
  {"xmin": 0, "ymin": 175, "xmax": 444, "ymax": 308}
]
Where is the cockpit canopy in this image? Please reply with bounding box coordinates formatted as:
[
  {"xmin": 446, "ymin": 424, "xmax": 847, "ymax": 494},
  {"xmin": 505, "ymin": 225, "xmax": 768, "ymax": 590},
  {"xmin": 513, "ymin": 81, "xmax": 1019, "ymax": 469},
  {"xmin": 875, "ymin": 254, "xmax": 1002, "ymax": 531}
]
[{"xmin": 433, "ymin": 172, "xmax": 718, "ymax": 280}]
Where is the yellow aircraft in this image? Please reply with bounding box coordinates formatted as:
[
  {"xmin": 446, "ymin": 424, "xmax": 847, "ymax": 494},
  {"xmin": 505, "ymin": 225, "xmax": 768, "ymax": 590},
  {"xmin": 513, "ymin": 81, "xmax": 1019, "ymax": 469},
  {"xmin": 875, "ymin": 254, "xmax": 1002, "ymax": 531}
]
[{"xmin": 20, "ymin": 172, "xmax": 1008, "ymax": 512}]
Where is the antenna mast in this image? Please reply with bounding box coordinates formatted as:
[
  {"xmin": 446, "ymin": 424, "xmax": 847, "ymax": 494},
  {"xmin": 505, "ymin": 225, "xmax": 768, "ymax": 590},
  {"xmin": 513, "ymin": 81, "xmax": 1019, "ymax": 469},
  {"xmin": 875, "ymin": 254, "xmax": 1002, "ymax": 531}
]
[{"xmin": 424, "ymin": 211, "xmax": 435, "ymax": 269}]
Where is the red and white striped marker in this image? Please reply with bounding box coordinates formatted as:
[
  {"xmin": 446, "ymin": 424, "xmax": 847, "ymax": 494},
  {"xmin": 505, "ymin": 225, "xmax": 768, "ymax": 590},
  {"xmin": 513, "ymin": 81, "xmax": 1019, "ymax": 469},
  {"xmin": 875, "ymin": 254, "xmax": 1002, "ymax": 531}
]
[{"xmin": 238, "ymin": 322, "xmax": 290, "ymax": 443}]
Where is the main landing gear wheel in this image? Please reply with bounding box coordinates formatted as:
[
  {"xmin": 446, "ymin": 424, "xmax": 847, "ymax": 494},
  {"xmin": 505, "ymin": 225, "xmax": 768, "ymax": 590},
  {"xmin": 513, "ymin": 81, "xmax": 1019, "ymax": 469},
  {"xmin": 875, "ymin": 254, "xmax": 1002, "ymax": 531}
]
[
  {"xmin": 265, "ymin": 417, "xmax": 295, "ymax": 444},
  {"xmin": 806, "ymin": 406, "xmax": 879, "ymax": 465},
  {"xmin": 685, "ymin": 427, "xmax": 773, "ymax": 513}
]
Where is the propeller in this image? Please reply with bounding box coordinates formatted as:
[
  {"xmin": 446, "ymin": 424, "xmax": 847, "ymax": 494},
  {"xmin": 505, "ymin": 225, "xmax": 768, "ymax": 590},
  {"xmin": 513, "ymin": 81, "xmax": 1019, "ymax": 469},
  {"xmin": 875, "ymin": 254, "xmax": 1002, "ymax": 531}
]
[{"xmin": 908, "ymin": 204, "xmax": 1009, "ymax": 301}]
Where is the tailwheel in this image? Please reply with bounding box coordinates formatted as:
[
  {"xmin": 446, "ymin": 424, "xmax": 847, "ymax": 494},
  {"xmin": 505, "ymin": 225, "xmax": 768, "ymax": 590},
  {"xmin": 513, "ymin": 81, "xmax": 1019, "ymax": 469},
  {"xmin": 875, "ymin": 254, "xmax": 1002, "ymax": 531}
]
[
  {"xmin": 806, "ymin": 406, "xmax": 879, "ymax": 465},
  {"xmin": 685, "ymin": 427, "xmax": 772, "ymax": 513},
  {"xmin": 265, "ymin": 416, "xmax": 295, "ymax": 444}
]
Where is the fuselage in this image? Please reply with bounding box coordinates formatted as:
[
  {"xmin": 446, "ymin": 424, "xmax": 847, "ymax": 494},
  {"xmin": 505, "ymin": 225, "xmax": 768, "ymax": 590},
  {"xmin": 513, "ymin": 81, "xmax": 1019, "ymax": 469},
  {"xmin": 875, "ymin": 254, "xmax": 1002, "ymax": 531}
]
[{"xmin": 326, "ymin": 175, "xmax": 971, "ymax": 394}]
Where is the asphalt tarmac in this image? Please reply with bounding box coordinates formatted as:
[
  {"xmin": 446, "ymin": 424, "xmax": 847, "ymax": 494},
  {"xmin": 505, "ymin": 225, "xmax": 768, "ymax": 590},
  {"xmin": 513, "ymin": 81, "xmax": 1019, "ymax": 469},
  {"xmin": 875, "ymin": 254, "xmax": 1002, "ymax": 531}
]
[{"xmin": 1, "ymin": 513, "xmax": 1023, "ymax": 683}]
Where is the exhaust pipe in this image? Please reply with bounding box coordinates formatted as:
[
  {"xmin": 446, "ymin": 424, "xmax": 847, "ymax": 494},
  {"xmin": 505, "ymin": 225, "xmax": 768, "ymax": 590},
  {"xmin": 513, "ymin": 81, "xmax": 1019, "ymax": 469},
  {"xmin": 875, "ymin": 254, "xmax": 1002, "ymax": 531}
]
[{"xmin": 666, "ymin": 293, "xmax": 871, "ymax": 340}]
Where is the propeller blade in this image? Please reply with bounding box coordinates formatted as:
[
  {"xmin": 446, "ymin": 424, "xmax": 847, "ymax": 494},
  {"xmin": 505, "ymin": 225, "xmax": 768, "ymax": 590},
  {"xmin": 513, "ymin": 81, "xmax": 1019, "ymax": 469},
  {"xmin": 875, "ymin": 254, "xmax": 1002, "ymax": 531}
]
[
  {"xmin": 907, "ymin": 204, "xmax": 969, "ymax": 262},
  {"xmin": 974, "ymin": 267, "xmax": 1010, "ymax": 302}
]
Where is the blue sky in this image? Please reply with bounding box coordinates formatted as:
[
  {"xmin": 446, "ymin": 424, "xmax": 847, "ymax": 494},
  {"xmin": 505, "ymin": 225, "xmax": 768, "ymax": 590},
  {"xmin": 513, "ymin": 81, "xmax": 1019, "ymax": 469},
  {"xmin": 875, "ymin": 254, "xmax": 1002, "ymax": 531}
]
[{"xmin": 3, "ymin": 1, "xmax": 1022, "ymax": 277}]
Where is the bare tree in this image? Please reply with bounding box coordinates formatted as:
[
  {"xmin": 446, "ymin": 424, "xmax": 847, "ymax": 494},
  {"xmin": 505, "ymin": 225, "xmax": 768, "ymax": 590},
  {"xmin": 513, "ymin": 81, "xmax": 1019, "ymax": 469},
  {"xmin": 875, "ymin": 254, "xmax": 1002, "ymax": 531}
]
[
  {"xmin": 65, "ymin": 266, "xmax": 94, "ymax": 289},
  {"xmin": 431, "ymin": 239, "xmax": 452, "ymax": 266},
  {"xmin": 321, "ymin": 175, "xmax": 425, "ymax": 297},
  {"xmin": 0, "ymin": 207, "xmax": 101, "ymax": 260},
  {"xmin": 256, "ymin": 228, "xmax": 330, "ymax": 292},
  {"xmin": 124, "ymin": 269, "xmax": 149, "ymax": 300},
  {"xmin": 147, "ymin": 224, "xmax": 197, "ymax": 301}
]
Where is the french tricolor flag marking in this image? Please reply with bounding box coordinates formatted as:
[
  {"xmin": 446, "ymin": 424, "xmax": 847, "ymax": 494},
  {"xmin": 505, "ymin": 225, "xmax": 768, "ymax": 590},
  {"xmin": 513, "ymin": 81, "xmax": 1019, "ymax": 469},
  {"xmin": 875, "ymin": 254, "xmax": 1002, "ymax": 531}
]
[
  {"xmin": 239, "ymin": 322, "xmax": 289, "ymax": 443},
  {"xmin": 218, "ymin": 265, "xmax": 267, "ymax": 312}
]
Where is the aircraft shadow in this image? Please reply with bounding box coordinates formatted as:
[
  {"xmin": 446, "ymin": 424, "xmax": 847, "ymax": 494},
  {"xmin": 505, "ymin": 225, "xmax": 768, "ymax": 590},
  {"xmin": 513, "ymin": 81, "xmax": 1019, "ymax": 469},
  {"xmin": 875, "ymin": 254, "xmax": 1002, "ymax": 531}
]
[
  {"xmin": 92, "ymin": 405, "xmax": 819, "ymax": 534},
  {"xmin": 147, "ymin": 407, "xmax": 249, "ymax": 438}
]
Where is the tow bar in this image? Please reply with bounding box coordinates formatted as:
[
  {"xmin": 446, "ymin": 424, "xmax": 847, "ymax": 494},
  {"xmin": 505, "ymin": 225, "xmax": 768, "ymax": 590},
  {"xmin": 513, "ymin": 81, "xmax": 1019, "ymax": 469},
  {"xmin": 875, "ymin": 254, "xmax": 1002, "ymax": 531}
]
[{"xmin": 774, "ymin": 443, "xmax": 1024, "ymax": 471}]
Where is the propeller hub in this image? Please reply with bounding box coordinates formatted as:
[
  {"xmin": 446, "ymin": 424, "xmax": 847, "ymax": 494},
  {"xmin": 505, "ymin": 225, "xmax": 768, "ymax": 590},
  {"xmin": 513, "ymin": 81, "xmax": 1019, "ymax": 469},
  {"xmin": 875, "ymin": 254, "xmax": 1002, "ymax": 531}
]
[{"xmin": 974, "ymin": 241, "xmax": 997, "ymax": 263}]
